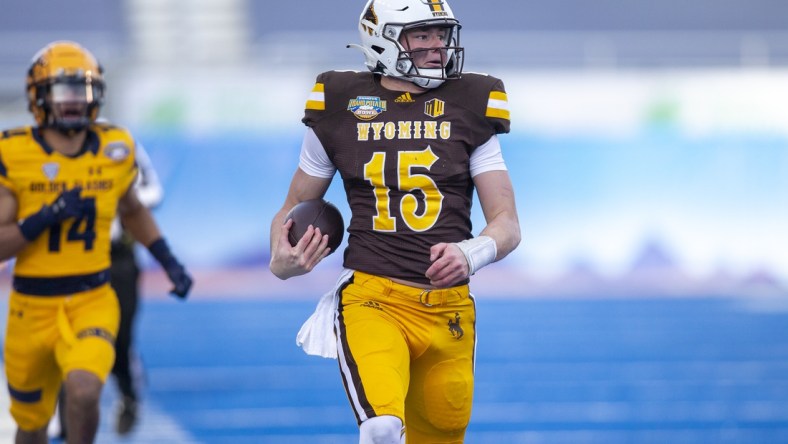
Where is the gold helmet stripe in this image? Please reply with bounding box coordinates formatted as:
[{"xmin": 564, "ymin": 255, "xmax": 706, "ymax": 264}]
[{"xmin": 426, "ymin": 0, "xmax": 445, "ymax": 13}]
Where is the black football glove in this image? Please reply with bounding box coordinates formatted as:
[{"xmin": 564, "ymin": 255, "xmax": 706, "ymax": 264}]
[
  {"xmin": 19, "ymin": 187, "xmax": 86, "ymax": 241},
  {"xmin": 148, "ymin": 238, "xmax": 193, "ymax": 299},
  {"xmin": 163, "ymin": 260, "xmax": 193, "ymax": 299}
]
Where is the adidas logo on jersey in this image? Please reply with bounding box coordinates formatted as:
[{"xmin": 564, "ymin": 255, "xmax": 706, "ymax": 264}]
[{"xmin": 394, "ymin": 92, "xmax": 415, "ymax": 103}]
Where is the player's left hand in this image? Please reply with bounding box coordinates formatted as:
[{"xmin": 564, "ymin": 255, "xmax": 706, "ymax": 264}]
[
  {"xmin": 148, "ymin": 238, "xmax": 193, "ymax": 299},
  {"xmin": 426, "ymin": 243, "xmax": 470, "ymax": 288},
  {"xmin": 163, "ymin": 259, "xmax": 193, "ymax": 299}
]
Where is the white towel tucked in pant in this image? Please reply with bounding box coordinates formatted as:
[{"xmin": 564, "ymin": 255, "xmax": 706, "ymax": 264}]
[{"xmin": 296, "ymin": 269, "xmax": 354, "ymax": 359}]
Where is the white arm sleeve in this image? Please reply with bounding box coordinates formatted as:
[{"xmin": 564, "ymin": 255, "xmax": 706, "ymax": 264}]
[
  {"xmin": 134, "ymin": 142, "xmax": 164, "ymax": 208},
  {"xmin": 299, "ymin": 128, "xmax": 336, "ymax": 178},
  {"xmin": 469, "ymin": 134, "xmax": 507, "ymax": 178},
  {"xmin": 112, "ymin": 141, "xmax": 165, "ymax": 241}
]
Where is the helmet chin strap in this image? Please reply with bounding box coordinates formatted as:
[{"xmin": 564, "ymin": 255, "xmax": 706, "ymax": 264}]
[
  {"xmin": 57, "ymin": 126, "xmax": 87, "ymax": 136},
  {"xmin": 45, "ymin": 114, "xmax": 90, "ymax": 136},
  {"xmin": 409, "ymin": 70, "xmax": 446, "ymax": 89}
]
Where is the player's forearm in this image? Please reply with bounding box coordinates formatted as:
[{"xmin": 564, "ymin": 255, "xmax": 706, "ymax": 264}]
[
  {"xmin": 269, "ymin": 208, "xmax": 289, "ymax": 256},
  {"xmin": 120, "ymin": 206, "xmax": 162, "ymax": 248},
  {"xmin": 474, "ymin": 170, "xmax": 521, "ymax": 262},
  {"xmin": 479, "ymin": 208, "xmax": 521, "ymax": 261},
  {"xmin": 0, "ymin": 224, "xmax": 28, "ymax": 261},
  {"xmin": 269, "ymin": 207, "xmax": 298, "ymax": 279}
]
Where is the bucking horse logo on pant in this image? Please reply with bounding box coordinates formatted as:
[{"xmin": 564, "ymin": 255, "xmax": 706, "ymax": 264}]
[{"xmin": 448, "ymin": 312, "xmax": 464, "ymax": 339}]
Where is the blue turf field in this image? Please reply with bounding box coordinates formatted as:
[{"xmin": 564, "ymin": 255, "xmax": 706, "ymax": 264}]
[{"xmin": 58, "ymin": 296, "xmax": 788, "ymax": 443}]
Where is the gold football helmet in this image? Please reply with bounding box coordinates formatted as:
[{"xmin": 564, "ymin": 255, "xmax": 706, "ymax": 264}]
[{"xmin": 26, "ymin": 41, "xmax": 105, "ymax": 133}]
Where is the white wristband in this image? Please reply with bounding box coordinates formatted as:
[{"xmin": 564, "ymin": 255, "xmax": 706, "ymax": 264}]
[{"xmin": 456, "ymin": 235, "xmax": 497, "ymax": 276}]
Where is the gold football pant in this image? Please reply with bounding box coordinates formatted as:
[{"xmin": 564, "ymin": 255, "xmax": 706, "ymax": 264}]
[
  {"xmin": 336, "ymin": 271, "xmax": 476, "ymax": 443},
  {"xmin": 4, "ymin": 284, "xmax": 119, "ymax": 431}
]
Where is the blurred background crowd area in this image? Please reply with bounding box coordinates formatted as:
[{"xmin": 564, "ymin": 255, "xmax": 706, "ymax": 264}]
[{"xmin": 0, "ymin": 0, "xmax": 786, "ymax": 299}]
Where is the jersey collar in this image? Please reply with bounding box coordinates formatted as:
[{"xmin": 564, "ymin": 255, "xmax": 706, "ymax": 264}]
[{"xmin": 32, "ymin": 128, "xmax": 100, "ymax": 157}]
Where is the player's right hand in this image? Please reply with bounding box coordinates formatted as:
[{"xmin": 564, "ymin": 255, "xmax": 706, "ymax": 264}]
[
  {"xmin": 269, "ymin": 219, "xmax": 330, "ymax": 280},
  {"xmin": 19, "ymin": 187, "xmax": 87, "ymax": 241},
  {"xmin": 47, "ymin": 187, "xmax": 86, "ymax": 222}
]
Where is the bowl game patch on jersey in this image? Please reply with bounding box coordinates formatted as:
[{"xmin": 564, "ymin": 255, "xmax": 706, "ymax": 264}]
[{"xmin": 347, "ymin": 96, "xmax": 387, "ymax": 121}]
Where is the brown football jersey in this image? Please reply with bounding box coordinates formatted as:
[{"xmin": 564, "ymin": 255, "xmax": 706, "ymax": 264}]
[{"xmin": 303, "ymin": 71, "xmax": 510, "ymax": 285}]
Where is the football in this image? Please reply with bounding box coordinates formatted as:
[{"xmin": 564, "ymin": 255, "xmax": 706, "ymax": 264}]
[{"xmin": 285, "ymin": 198, "xmax": 345, "ymax": 254}]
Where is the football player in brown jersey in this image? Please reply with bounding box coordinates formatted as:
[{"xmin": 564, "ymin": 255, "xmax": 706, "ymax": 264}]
[{"xmin": 269, "ymin": 0, "xmax": 521, "ymax": 442}]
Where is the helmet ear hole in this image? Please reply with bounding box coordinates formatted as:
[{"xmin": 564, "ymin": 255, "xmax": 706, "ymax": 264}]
[{"xmin": 373, "ymin": 61, "xmax": 387, "ymax": 74}]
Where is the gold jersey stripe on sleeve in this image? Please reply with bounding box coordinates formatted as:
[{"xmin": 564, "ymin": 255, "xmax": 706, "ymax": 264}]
[
  {"xmin": 486, "ymin": 91, "xmax": 510, "ymax": 120},
  {"xmin": 305, "ymin": 82, "xmax": 326, "ymax": 110}
]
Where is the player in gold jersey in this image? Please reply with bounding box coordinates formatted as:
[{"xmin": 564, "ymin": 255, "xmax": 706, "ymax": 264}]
[
  {"xmin": 270, "ymin": 1, "xmax": 521, "ymax": 442},
  {"xmin": 0, "ymin": 41, "xmax": 192, "ymax": 444}
]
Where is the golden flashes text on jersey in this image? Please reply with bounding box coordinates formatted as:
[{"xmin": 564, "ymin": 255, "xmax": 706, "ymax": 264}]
[
  {"xmin": 356, "ymin": 121, "xmax": 451, "ymax": 142},
  {"xmin": 29, "ymin": 179, "xmax": 115, "ymax": 193}
]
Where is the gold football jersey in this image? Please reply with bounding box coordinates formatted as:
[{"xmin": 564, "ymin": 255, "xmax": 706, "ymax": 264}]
[{"xmin": 0, "ymin": 124, "xmax": 137, "ymax": 277}]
